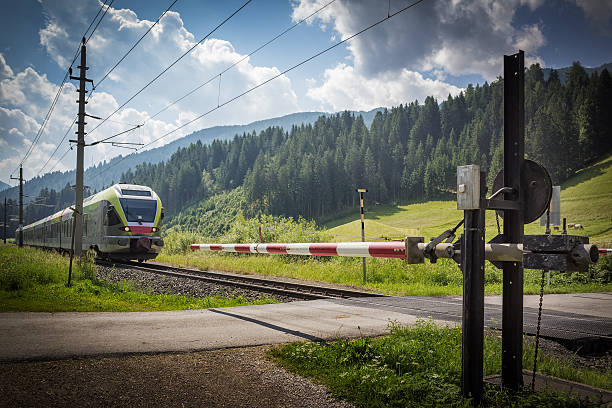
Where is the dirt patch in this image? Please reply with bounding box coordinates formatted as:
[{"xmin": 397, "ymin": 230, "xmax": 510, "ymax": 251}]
[{"xmin": 0, "ymin": 346, "xmax": 353, "ymax": 408}]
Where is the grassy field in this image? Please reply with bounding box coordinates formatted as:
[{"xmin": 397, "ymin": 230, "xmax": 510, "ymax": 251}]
[
  {"xmin": 326, "ymin": 154, "xmax": 612, "ymax": 247},
  {"xmin": 160, "ymin": 154, "xmax": 612, "ymax": 296},
  {"xmin": 270, "ymin": 321, "xmax": 611, "ymax": 407},
  {"xmin": 158, "ymin": 251, "xmax": 612, "ymax": 296},
  {"xmin": 0, "ymin": 245, "xmax": 276, "ymax": 312}
]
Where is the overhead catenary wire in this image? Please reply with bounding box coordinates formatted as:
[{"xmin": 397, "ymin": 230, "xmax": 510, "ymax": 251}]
[
  {"xmin": 86, "ymin": 0, "xmax": 253, "ymax": 140},
  {"xmin": 37, "ymin": 0, "xmax": 176, "ymax": 177},
  {"xmin": 85, "ymin": 0, "xmax": 116, "ymax": 44},
  {"xmin": 93, "ymin": 0, "xmax": 179, "ymax": 93},
  {"xmin": 146, "ymin": 0, "xmax": 337, "ymax": 123},
  {"xmin": 46, "ymin": 146, "xmax": 74, "ymax": 174},
  {"xmin": 26, "ymin": 0, "xmax": 114, "ymax": 178},
  {"xmin": 89, "ymin": 0, "xmax": 428, "ymax": 181}
]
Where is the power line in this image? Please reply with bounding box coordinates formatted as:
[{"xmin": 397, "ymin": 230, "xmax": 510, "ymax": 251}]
[
  {"xmin": 93, "ymin": 0, "xmax": 179, "ymax": 93},
  {"xmin": 38, "ymin": 116, "xmax": 77, "ymax": 175},
  {"xmin": 16, "ymin": 0, "xmax": 114, "ymax": 178},
  {"xmin": 90, "ymin": 0, "xmax": 428, "ymax": 181},
  {"xmin": 47, "ymin": 146, "xmax": 73, "ymax": 174},
  {"xmin": 37, "ymin": 0, "xmax": 174, "ymax": 177},
  {"xmin": 86, "ymin": 0, "xmax": 116, "ymax": 44},
  {"xmin": 146, "ymin": 0, "xmax": 337, "ymax": 123},
  {"xmin": 86, "ymin": 0, "xmax": 253, "ymax": 140}
]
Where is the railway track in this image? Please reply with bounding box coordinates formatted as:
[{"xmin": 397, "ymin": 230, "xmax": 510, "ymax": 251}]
[{"xmin": 96, "ymin": 259, "xmax": 386, "ymax": 301}]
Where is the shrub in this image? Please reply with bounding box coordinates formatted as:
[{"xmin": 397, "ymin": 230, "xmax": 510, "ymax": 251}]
[{"xmin": 161, "ymin": 229, "xmax": 204, "ymax": 254}]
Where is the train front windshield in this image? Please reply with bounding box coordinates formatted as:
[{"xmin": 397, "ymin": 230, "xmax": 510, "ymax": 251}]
[{"xmin": 119, "ymin": 198, "xmax": 157, "ymax": 223}]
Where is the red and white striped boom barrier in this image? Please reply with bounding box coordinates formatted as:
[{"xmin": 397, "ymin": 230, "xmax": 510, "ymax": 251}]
[
  {"xmin": 600, "ymin": 248, "xmax": 612, "ymax": 255},
  {"xmin": 190, "ymin": 240, "xmax": 600, "ymax": 266},
  {"xmin": 190, "ymin": 242, "xmax": 406, "ymax": 258}
]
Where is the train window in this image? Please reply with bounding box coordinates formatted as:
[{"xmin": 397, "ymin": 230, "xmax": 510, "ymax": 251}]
[
  {"xmin": 121, "ymin": 189, "xmax": 151, "ymax": 197},
  {"xmin": 105, "ymin": 206, "xmax": 122, "ymax": 226},
  {"xmin": 119, "ymin": 198, "xmax": 157, "ymax": 223}
]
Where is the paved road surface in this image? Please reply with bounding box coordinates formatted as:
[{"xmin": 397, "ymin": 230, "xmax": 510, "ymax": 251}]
[{"xmin": 1, "ymin": 293, "xmax": 610, "ymax": 362}]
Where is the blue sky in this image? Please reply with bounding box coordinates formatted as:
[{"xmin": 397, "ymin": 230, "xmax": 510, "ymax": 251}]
[{"xmin": 1, "ymin": 0, "xmax": 611, "ymax": 185}]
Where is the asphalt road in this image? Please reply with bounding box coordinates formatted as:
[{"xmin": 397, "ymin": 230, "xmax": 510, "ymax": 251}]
[{"xmin": 1, "ymin": 293, "xmax": 610, "ymax": 362}]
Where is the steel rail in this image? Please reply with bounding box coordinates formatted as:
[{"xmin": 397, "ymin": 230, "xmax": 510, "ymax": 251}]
[{"xmin": 96, "ymin": 259, "xmax": 385, "ymax": 300}]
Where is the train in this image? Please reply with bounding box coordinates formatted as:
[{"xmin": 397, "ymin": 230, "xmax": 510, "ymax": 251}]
[{"xmin": 21, "ymin": 184, "xmax": 164, "ymax": 262}]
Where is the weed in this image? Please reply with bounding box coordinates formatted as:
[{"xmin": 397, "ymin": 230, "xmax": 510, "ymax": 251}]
[{"xmin": 270, "ymin": 320, "xmax": 610, "ymax": 407}]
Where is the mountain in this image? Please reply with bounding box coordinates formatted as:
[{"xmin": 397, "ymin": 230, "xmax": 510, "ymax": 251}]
[
  {"xmin": 0, "ymin": 180, "xmax": 9, "ymax": 192},
  {"xmin": 542, "ymin": 62, "xmax": 612, "ymax": 83},
  {"xmin": 0, "ymin": 108, "xmax": 384, "ymax": 203}
]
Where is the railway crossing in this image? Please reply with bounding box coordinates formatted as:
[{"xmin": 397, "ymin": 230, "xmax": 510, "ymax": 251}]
[{"xmin": 191, "ymin": 51, "xmax": 603, "ymax": 400}]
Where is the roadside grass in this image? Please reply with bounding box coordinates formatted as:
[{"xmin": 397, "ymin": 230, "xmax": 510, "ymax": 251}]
[
  {"xmin": 0, "ymin": 245, "xmax": 277, "ymax": 312},
  {"xmin": 269, "ymin": 320, "xmax": 611, "ymax": 408},
  {"xmin": 157, "ymin": 251, "xmax": 612, "ymax": 296}
]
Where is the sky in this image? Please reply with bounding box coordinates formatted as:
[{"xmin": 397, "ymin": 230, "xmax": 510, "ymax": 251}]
[{"xmin": 0, "ymin": 0, "xmax": 611, "ymax": 186}]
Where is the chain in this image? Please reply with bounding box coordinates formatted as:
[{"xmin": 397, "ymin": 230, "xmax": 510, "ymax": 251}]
[
  {"xmin": 495, "ymin": 211, "xmax": 501, "ymax": 235},
  {"xmin": 531, "ymin": 268, "xmax": 547, "ymax": 392}
]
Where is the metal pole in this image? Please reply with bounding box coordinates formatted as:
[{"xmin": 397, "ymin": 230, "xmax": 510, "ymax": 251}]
[
  {"xmin": 357, "ymin": 188, "xmax": 368, "ymax": 284},
  {"xmin": 3, "ymin": 197, "xmax": 6, "ymax": 244},
  {"xmin": 502, "ymin": 50, "xmax": 525, "ymax": 390},
  {"xmin": 462, "ymin": 171, "xmax": 486, "ymax": 400},
  {"xmin": 18, "ymin": 166, "xmax": 23, "ymax": 247},
  {"xmin": 73, "ymin": 38, "xmax": 87, "ymax": 257}
]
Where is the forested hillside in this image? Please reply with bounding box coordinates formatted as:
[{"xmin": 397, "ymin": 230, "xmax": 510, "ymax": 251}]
[
  {"xmin": 10, "ymin": 62, "xmax": 609, "ymax": 238},
  {"xmin": 120, "ymin": 62, "xmax": 611, "ymax": 233},
  {"xmin": 1, "ymin": 184, "xmax": 90, "ymax": 238}
]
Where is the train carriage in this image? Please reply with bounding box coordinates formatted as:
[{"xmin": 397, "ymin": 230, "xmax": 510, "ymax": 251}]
[{"xmin": 22, "ymin": 184, "xmax": 164, "ymax": 262}]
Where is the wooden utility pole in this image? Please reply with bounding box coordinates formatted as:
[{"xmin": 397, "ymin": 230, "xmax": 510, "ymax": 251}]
[
  {"xmin": 10, "ymin": 166, "xmax": 23, "ymax": 247},
  {"xmin": 69, "ymin": 38, "xmax": 92, "ymax": 257}
]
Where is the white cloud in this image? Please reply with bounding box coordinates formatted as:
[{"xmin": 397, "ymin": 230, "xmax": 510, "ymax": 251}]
[
  {"xmin": 37, "ymin": 0, "xmax": 300, "ymax": 126},
  {"xmin": 307, "ymin": 64, "xmax": 462, "ymax": 111},
  {"xmin": 0, "ymin": 1, "xmax": 304, "ymax": 183},
  {"xmin": 0, "ymin": 54, "xmax": 14, "ymax": 80},
  {"xmin": 574, "ymin": 0, "xmax": 612, "ymax": 23},
  {"xmin": 293, "ymin": 0, "xmax": 549, "ymax": 84},
  {"xmin": 513, "ymin": 24, "xmax": 546, "ymax": 52}
]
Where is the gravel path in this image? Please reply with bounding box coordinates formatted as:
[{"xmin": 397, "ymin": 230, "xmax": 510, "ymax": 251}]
[{"xmin": 0, "ymin": 346, "xmax": 354, "ymax": 408}]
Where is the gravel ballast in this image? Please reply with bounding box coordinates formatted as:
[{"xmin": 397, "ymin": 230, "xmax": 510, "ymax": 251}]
[{"xmin": 96, "ymin": 264, "xmax": 298, "ymax": 302}]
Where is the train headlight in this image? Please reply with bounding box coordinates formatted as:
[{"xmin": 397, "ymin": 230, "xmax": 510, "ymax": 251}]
[
  {"xmin": 123, "ymin": 226, "xmax": 130, "ymax": 232},
  {"xmin": 152, "ymin": 227, "xmax": 158, "ymax": 233}
]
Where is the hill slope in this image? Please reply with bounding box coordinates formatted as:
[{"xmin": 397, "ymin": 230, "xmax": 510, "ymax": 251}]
[
  {"xmin": 0, "ymin": 109, "xmax": 383, "ymax": 204},
  {"xmin": 326, "ymin": 154, "xmax": 612, "ymax": 247}
]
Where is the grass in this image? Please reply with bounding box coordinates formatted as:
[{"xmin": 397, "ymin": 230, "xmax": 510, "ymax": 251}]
[
  {"xmin": 326, "ymin": 154, "xmax": 612, "ymax": 247},
  {"xmin": 269, "ymin": 320, "xmax": 612, "ymax": 407},
  {"xmin": 0, "ymin": 244, "xmax": 277, "ymax": 312},
  {"xmin": 157, "ymin": 252, "xmax": 612, "ymax": 297},
  {"xmin": 157, "ymin": 154, "xmax": 612, "ymax": 296}
]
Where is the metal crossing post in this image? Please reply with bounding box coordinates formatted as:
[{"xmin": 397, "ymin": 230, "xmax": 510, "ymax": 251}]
[
  {"xmin": 10, "ymin": 166, "xmax": 23, "ymax": 247},
  {"xmin": 502, "ymin": 50, "xmax": 525, "ymax": 390},
  {"xmin": 3, "ymin": 197, "xmax": 6, "ymax": 244},
  {"xmin": 357, "ymin": 188, "xmax": 368, "ymax": 284},
  {"xmin": 461, "ymin": 170, "xmax": 486, "ymax": 400},
  {"xmin": 69, "ymin": 38, "xmax": 92, "ymax": 257}
]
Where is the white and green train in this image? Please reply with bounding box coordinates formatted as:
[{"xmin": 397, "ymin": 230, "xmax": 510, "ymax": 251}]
[{"xmin": 22, "ymin": 184, "xmax": 164, "ymax": 262}]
